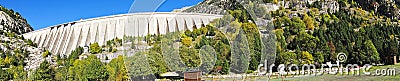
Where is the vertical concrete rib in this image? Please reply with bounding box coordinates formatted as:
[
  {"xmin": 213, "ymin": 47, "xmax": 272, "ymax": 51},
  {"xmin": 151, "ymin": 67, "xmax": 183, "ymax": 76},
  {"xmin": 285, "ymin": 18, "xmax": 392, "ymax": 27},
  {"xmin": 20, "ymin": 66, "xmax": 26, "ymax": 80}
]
[
  {"xmin": 62, "ymin": 26, "xmax": 74, "ymax": 56},
  {"xmin": 32, "ymin": 33, "xmax": 37, "ymax": 43},
  {"xmin": 47, "ymin": 27, "xmax": 58, "ymax": 48},
  {"xmin": 124, "ymin": 17, "xmax": 131, "ymax": 36},
  {"xmin": 68, "ymin": 26, "xmax": 82, "ymax": 55},
  {"xmin": 118, "ymin": 18, "xmax": 128, "ymax": 38},
  {"xmin": 53, "ymin": 28, "xmax": 61, "ymax": 54},
  {"xmin": 202, "ymin": 18, "xmax": 211, "ymax": 27},
  {"xmin": 176, "ymin": 17, "xmax": 185, "ymax": 32},
  {"xmin": 158, "ymin": 17, "xmax": 167, "ymax": 34},
  {"xmin": 98, "ymin": 21, "xmax": 107, "ymax": 46},
  {"xmin": 201, "ymin": 20, "xmax": 205, "ymax": 27},
  {"xmin": 156, "ymin": 19, "xmax": 160, "ymax": 35},
  {"xmin": 38, "ymin": 32, "xmax": 46, "ymax": 48},
  {"xmin": 37, "ymin": 31, "xmax": 46, "ymax": 44},
  {"xmin": 32, "ymin": 34, "xmax": 38, "ymax": 43},
  {"xmin": 138, "ymin": 18, "xmax": 148, "ymax": 36},
  {"xmin": 116, "ymin": 19, "xmax": 125, "ymax": 39},
  {"xmin": 103, "ymin": 21, "xmax": 108, "ymax": 46},
  {"xmin": 135, "ymin": 17, "xmax": 139, "ymax": 37},
  {"xmin": 49, "ymin": 26, "xmax": 61, "ymax": 53},
  {"xmin": 91, "ymin": 23, "xmax": 98, "ymax": 43},
  {"xmin": 41, "ymin": 29, "xmax": 51, "ymax": 48},
  {"xmin": 55, "ymin": 25, "xmax": 67, "ymax": 54},
  {"xmin": 34, "ymin": 33, "xmax": 42, "ymax": 46},
  {"xmin": 80, "ymin": 24, "xmax": 90, "ymax": 46},
  {"xmin": 113, "ymin": 20, "xmax": 118, "ymax": 39},
  {"xmin": 175, "ymin": 18, "xmax": 179, "ymax": 32},
  {"xmin": 183, "ymin": 19, "xmax": 189, "ymax": 31},
  {"xmin": 147, "ymin": 20, "xmax": 150, "ymax": 35},
  {"xmin": 165, "ymin": 18, "xmax": 170, "ymax": 33},
  {"xmin": 193, "ymin": 17, "xmax": 203, "ymax": 28},
  {"xmin": 22, "ymin": 13, "xmax": 223, "ymax": 55},
  {"xmin": 38, "ymin": 31, "xmax": 48, "ymax": 48},
  {"xmin": 185, "ymin": 17, "xmax": 194, "ymax": 31},
  {"xmin": 192, "ymin": 18, "xmax": 197, "ymax": 30},
  {"xmin": 107, "ymin": 20, "xmax": 116, "ymax": 40},
  {"xmin": 42, "ymin": 28, "xmax": 53, "ymax": 48},
  {"xmin": 31, "ymin": 33, "xmax": 38, "ymax": 44},
  {"xmin": 148, "ymin": 16, "xmax": 155, "ymax": 35},
  {"xmin": 85, "ymin": 24, "xmax": 92, "ymax": 46},
  {"xmin": 116, "ymin": 19, "xmax": 121, "ymax": 38}
]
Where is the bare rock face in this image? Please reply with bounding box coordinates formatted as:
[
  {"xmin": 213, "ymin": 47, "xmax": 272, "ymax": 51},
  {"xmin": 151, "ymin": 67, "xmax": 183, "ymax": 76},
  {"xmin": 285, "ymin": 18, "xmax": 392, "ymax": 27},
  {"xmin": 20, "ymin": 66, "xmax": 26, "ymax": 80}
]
[
  {"xmin": 182, "ymin": 0, "xmax": 243, "ymax": 15},
  {"xmin": 0, "ymin": 6, "xmax": 42, "ymax": 71},
  {"xmin": 0, "ymin": 7, "xmax": 33, "ymax": 34}
]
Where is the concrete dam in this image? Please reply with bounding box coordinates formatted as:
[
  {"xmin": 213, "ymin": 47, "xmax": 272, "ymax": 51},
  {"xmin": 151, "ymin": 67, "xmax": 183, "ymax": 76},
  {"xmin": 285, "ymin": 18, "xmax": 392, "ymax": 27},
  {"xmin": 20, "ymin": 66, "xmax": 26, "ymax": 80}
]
[{"xmin": 23, "ymin": 12, "xmax": 222, "ymax": 56}]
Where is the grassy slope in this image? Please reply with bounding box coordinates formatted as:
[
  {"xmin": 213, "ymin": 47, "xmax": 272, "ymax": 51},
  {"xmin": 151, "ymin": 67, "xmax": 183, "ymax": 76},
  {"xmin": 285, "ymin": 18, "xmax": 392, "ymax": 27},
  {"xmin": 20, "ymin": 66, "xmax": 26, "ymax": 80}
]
[{"xmin": 269, "ymin": 64, "xmax": 400, "ymax": 81}]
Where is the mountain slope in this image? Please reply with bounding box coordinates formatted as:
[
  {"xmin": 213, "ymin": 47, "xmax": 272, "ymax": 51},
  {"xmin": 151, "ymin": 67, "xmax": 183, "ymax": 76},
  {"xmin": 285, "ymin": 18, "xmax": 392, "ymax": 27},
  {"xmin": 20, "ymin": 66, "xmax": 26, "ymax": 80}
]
[
  {"xmin": 0, "ymin": 6, "xmax": 33, "ymax": 34},
  {"xmin": 182, "ymin": 0, "xmax": 244, "ymax": 15},
  {"xmin": 0, "ymin": 6, "xmax": 43, "ymax": 80}
]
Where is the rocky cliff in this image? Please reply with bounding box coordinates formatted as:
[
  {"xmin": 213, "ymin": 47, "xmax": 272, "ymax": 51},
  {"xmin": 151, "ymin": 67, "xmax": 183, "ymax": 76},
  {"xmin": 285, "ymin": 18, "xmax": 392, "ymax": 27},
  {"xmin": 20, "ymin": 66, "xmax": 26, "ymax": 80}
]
[
  {"xmin": 0, "ymin": 6, "xmax": 43, "ymax": 73},
  {"xmin": 182, "ymin": 0, "xmax": 244, "ymax": 15},
  {"xmin": 0, "ymin": 6, "xmax": 33, "ymax": 34}
]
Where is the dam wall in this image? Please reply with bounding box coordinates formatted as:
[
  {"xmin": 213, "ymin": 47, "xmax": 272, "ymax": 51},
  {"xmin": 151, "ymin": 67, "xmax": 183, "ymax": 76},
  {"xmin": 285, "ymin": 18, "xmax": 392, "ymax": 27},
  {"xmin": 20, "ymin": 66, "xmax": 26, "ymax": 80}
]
[{"xmin": 23, "ymin": 12, "xmax": 222, "ymax": 56}]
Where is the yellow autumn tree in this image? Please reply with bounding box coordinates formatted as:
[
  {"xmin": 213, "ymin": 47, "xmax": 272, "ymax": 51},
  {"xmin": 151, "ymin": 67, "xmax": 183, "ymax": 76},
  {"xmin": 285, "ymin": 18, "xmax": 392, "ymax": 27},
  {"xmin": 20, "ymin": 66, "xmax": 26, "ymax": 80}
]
[
  {"xmin": 181, "ymin": 37, "xmax": 193, "ymax": 47},
  {"xmin": 303, "ymin": 14, "xmax": 315, "ymax": 31},
  {"xmin": 300, "ymin": 51, "xmax": 314, "ymax": 64}
]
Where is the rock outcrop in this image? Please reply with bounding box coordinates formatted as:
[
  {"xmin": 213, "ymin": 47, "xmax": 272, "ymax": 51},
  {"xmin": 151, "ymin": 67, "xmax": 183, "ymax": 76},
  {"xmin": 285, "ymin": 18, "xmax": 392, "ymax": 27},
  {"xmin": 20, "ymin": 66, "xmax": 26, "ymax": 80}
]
[
  {"xmin": 182, "ymin": 0, "xmax": 244, "ymax": 15},
  {"xmin": 0, "ymin": 6, "xmax": 43, "ymax": 71},
  {"xmin": 0, "ymin": 6, "xmax": 33, "ymax": 34}
]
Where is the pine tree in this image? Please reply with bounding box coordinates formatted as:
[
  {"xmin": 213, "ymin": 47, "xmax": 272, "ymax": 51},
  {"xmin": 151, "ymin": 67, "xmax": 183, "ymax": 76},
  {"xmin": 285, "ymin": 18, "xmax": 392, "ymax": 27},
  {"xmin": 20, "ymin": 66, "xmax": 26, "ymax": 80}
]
[{"xmin": 33, "ymin": 60, "xmax": 55, "ymax": 80}]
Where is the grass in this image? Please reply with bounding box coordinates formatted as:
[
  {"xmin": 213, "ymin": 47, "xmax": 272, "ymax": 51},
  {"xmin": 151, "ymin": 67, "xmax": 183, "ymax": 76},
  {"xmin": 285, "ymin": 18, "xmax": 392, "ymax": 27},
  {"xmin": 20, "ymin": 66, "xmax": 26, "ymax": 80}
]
[
  {"xmin": 268, "ymin": 64, "xmax": 400, "ymax": 81},
  {"xmin": 201, "ymin": 64, "xmax": 400, "ymax": 81}
]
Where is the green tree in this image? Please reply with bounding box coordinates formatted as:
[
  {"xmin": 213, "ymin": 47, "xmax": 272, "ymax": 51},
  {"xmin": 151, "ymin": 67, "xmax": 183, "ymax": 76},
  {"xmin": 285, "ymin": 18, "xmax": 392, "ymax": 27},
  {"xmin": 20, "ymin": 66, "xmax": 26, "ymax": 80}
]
[
  {"xmin": 277, "ymin": 52, "xmax": 298, "ymax": 65},
  {"xmin": 303, "ymin": 14, "xmax": 315, "ymax": 30},
  {"xmin": 181, "ymin": 37, "xmax": 193, "ymax": 47},
  {"xmin": 213, "ymin": 41, "xmax": 231, "ymax": 74},
  {"xmin": 69, "ymin": 59, "xmax": 84, "ymax": 80},
  {"xmin": 289, "ymin": 31, "xmax": 318, "ymax": 51},
  {"xmin": 0, "ymin": 69, "xmax": 10, "ymax": 80},
  {"xmin": 192, "ymin": 29, "xmax": 201, "ymax": 38},
  {"xmin": 0, "ymin": 58, "xmax": 4, "ymax": 68},
  {"xmin": 42, "ymin": 50, "xmax": 51, "ymax": 58},
  {"xmin": 322, "ymin": 14, "xmax": 331, "ymax": 23},
  {"xmin": 84, "ymin": 55, "xmax": 109, "ymax": 80},
  {"xmin": 55, "ymin": 66, "xmax": 68, "ymax": 81},
  {"xmin": 275, "ymin": 29, "xmax": 286, "ymax": 53},
  {"xmin": 68, "ymin": 47, "xmax": 83, "ymax": 60},
  {"xmin": 364, "ymin": 40, "xmax": 380, "ymax": 63},
  {"xmin": 25, "ymin": 39, "xmax": 36, "ymax": 47},
  {"xmin": 68, "ymin": 55, "xmax": 109, "ymax": 80},
  {"xmin": 290, "ymin": 16, "xmax": 306, "ymax": 34},
  {"xmin": 299, "ymin": 51, "xmax": 314, "ymax": 64},
  {"xmin": 200, "ymin": 27, "xmax": 208, "ymax": 35},
  {"xmin": 125, "ymin": 52, "xmax": 156, "ymax": 80},
  {"xmin": 90, "ymin": 42, "xmax": 101, "ymax": 54},
  {"xmin": 314, "ymin": 52, "xmax": 324, "ymax": 64},
  {"xmin": 8, "ymin": 65, "xmax": 27, "ymax": 80},
  {"xmin": 228, "ymin": 10, "xmax": 249, "ymax": 22},
  {"xmin": 33, "ymin": 60, "xmax": 55, "ymax": 81},
  {"xmin": 107, "ymin": 56, "xmax": 128, "ymax": 81},
  {"xmin": 179, "ymin": 46, "xmax": 201, "ymax": 67},
  {"xmin": 242, "ymin": 22, "xmax": 262, "ymax": 71}
]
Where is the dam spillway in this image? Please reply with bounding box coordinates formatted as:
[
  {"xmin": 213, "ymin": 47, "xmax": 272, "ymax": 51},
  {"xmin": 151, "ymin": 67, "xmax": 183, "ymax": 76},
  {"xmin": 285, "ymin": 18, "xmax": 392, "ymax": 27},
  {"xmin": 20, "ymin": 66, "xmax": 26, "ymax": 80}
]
[{"xmin": 22, "ymin": 12, "xmax": 222, "ymax": 56}]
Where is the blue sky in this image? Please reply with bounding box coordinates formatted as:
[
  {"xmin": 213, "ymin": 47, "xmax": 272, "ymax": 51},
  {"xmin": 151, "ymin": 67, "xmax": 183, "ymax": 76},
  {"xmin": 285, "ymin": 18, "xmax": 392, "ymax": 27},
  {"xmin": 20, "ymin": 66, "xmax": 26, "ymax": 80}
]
[{"xmin": 0, "ymin": 0, "xmax": 203, "ymax": 30}]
